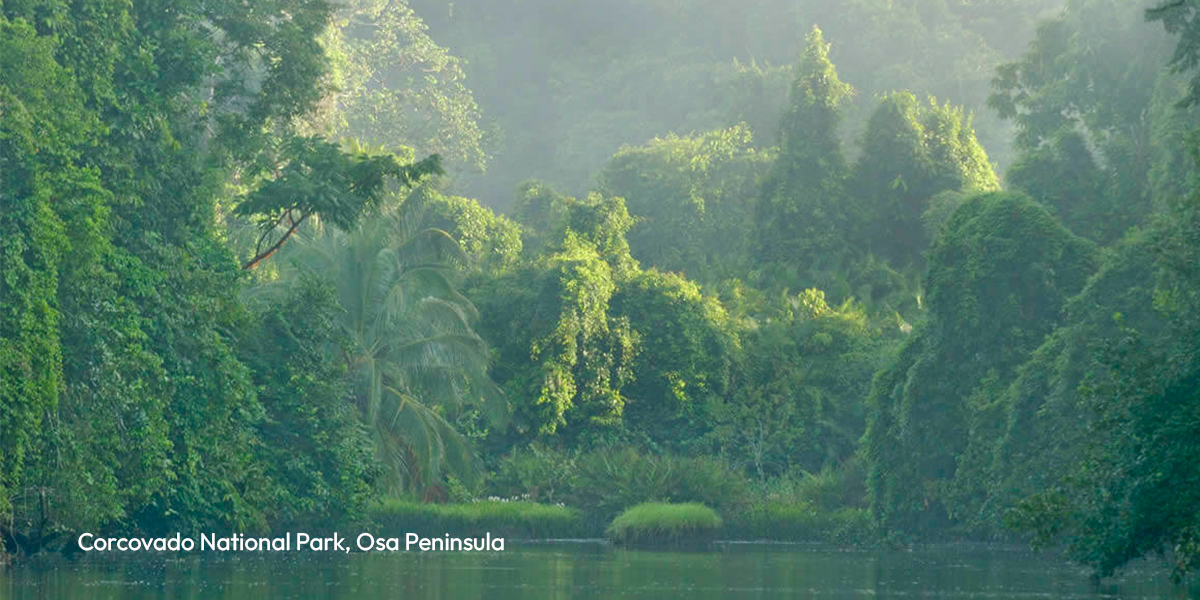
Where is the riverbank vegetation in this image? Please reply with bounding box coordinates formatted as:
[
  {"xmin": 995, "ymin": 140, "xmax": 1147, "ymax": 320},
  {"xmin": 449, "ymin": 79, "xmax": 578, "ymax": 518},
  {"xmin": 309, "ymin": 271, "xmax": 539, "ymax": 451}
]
[
  {"xmin": 2, "ymin": 0, "xmax": 1198, "ymax": 584},
  {"xmin": 371, "ymin": 500, "xmax": 583, "ymax": 539}
]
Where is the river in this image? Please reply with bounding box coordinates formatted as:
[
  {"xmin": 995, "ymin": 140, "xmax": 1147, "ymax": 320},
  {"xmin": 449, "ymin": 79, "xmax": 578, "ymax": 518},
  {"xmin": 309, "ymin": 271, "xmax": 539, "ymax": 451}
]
[{"xmin": 1, "ymin": 541, "xmax": 1192, "ymax": 598}]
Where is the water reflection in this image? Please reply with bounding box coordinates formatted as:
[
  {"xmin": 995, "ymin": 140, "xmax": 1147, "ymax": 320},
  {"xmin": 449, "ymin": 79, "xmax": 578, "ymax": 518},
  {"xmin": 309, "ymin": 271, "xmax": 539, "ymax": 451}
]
[{"xmin": 1, "ymin": 542, "xmax": 1192, "ymax": 599}]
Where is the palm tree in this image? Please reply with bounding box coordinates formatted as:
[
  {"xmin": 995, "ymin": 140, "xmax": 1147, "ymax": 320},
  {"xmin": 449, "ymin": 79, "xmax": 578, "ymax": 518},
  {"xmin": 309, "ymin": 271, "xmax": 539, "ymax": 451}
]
[{"xmin": 277, "ymin": 187, "xmax": 504, "ymax": 494}]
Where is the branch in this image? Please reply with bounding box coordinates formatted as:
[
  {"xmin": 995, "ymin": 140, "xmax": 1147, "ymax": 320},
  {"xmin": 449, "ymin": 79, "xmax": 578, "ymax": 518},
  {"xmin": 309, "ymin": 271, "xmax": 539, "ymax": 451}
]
[
  {"xmin": 243, "ymin": 210, "xmax": 311, "ymax": 270},
  {"xmin": 251, "ymin": 209, "xmax": 293, "ymax": 258}
]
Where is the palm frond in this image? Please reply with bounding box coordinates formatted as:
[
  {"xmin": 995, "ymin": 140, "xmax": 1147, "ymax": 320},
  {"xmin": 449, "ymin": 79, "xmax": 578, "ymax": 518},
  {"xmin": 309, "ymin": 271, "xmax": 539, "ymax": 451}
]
[{"xmin": 267, "ymin": 196, "xmax": 507, "ymax": 494}]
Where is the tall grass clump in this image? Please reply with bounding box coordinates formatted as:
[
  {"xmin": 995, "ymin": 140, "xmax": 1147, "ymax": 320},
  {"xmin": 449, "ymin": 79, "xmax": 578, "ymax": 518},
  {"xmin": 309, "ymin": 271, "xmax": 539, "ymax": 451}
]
[
  {"xmin": 605, "ymin": 502, "xmax": 722, "ymax": 547},
  {"xmin": 371, "ymin": 499, "xmax": 584, "ymax": 539}
]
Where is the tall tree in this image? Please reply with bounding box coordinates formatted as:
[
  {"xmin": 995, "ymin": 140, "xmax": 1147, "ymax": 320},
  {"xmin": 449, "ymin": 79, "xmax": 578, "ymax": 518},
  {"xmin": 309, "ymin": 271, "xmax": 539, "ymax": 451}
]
[
  {"xmin": 1, "ymin": 0, "xmax": 437, "ymax": 543},
  {"xmin": 990, "ymin": 0, "xmax": 1174, "ymax": 243},
  {"xmin": 322, "ymin": 0, "xmax": 488, "ymax": 173},
  {"xmin": 853, "ymin": 92, "xmax": 999, "ymax": 268},
  {"xmin": 1, "ymin": 15, "xmax": 82, "ymax": 528},
  {"xmin": 597, "ymin": 125, "xmax": 772, "ymax": 284},
  {"xmin": 2, "ymin": 0, "xmax": 351, "ymax": 537},
  {"xmin": 754, "ymin": 26, "xmax": 854, "ymax": 291},
  {"xmin": 1148, "ymin": 0, "xmax": 1200, "ymax": 108},
  {"xmin": 993, "ymin": 0, "xmax": 1200, "ymax": 577}
]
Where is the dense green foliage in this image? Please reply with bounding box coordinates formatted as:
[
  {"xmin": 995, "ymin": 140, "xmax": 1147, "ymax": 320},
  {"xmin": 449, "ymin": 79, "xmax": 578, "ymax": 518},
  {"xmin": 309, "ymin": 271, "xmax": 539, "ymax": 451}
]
[
  {"xmin": 238, "ymin": 280, "xmax": 377, "ymax": 530},
  {"xmin": 0, "ymin": 0, "xmax": 438, "ymax": 548},
  {"xmin": 3, "ymin": 0, "xmax": 1199, "ymax": 584}
]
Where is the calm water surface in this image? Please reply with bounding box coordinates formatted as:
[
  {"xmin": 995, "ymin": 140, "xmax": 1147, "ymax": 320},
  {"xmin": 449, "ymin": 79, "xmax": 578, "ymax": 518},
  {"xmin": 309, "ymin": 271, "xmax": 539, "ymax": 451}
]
[{"xmin": 1, "ymin": 542, "xmax": 1194, "ymax": 599}]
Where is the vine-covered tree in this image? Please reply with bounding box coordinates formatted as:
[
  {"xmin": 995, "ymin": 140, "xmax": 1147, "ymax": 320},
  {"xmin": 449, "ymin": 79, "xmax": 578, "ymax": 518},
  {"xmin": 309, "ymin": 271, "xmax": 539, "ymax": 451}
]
[
  {"xmin": 609, "ymin": 270, "xmax": 739, "ymax": 452},
  {"xmin": 754, "ymin": 26, "xmax": 854, "ymax": 292},
  {"xmin": 597, "ymin": 125, "xmax": 772, "ymax": 284},
  {"xmin": 475, "ymin": 192, "xmax": 640, "ymax": 440},
  {"xmin": 865, "ymin": 192, "xmax": 1096, "ymax": 536},
  {"xmin": 853, "ymin": 92, "xmax": 999, "ymax": 268},
  {"xmin": 712, "ymin": 289, "xmax": 885, "ymax": 476}
]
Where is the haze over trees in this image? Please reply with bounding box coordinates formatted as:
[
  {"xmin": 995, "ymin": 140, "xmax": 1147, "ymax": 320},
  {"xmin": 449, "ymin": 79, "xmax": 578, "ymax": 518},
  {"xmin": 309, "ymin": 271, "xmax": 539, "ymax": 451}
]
[{"xmin": 2, "ymin": 0, "xmax": 1199, "ymax": 582}]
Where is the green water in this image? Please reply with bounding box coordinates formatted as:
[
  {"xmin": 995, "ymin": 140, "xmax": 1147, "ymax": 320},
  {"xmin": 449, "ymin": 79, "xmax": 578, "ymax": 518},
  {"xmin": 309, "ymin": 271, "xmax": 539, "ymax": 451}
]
[{"xmin": 1, "ymin": 542, "xmax": 1193, "ymax": 599}]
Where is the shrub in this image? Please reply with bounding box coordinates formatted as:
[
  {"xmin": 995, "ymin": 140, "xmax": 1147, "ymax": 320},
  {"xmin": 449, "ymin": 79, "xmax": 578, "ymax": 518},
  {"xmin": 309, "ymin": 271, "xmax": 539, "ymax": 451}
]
[
  {"xmin": 567, "ymin": 448, "xmax": 750, "ymax": 527},
  {"xmin": 371, "ymin": 500, "xmax": 585, "ymax": 539},
  {"xmin": 488, "ymin": 445, "xmax": 578, "ymax": 504},
  {"xmin": 789, "ymin": 459, "xmax": 868, "ymax": 512},
  {"xmin": 673, "ymin": 455, "xmax": 750, "ymax": 512},
  {"xmin": 569, "ymin": 448, "xmax": 674, "ymax": 526},
  {"xmin": 721, "ymin": 461, "xmax": 872, "ymax": 543},
  {"xmin": 605, "ymin": 502, "xmax": 722, "ymax": 547}
]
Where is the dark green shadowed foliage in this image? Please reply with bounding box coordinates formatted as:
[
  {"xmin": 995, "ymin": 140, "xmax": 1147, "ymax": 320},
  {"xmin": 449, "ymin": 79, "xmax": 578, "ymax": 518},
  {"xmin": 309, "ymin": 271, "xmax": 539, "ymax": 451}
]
[{"xmin": 865, "ymin": 192, "xmax": 1097, "ymax": 537}]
